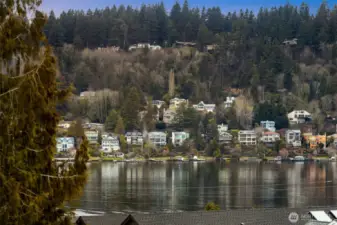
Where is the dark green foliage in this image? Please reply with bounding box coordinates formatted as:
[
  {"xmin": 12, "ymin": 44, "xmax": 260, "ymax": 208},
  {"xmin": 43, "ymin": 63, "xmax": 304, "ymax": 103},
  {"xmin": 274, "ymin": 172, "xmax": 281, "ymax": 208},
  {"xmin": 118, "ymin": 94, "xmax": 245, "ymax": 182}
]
[
  {"xmin": 105, "ymin": 110, "xmax": 119, "ymax": 132},
  {"xmin": 120, "ymin": 87, "xmax": 141, "ymax": 130},
  {"xmin": 0, "ymin": 1, "xmax": 88, "ymax": 224},
  {"xmin": 253, "ymin": 102, "xmax": 289, "ymax": 130}
]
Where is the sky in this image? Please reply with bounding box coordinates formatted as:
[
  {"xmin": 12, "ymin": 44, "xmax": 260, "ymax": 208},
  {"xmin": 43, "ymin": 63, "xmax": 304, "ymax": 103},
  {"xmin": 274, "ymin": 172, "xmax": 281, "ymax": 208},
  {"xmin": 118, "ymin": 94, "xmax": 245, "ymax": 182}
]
[{"xmin": 40, "ymin": 0, "xmax": 332, "ymax": 16}]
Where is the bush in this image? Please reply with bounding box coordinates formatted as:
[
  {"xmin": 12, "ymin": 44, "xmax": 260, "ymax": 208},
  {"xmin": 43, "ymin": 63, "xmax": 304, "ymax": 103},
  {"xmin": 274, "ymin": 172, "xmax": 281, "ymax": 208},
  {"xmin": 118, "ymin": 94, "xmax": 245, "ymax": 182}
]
[{"xmin": 205, "ymin": 202, "xmax": 220, "ymax": 211}]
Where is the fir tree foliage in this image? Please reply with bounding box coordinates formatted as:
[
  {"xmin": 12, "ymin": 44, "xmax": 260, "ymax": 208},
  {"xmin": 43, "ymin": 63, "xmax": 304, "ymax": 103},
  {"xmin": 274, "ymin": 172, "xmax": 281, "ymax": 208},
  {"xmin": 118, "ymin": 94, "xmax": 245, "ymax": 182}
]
[{"xmin": 0, "ymin": 1, "xmax": 88, "ymax": 224}]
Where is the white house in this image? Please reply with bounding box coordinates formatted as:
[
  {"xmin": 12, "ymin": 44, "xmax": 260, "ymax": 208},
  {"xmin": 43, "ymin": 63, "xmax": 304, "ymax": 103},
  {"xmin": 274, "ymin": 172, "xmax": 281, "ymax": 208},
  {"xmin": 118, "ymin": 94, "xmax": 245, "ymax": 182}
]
[
  {"xmin": 163, "ymin": 108, "xmax": 176, "ymax": 124},
  {"xmin": 260, "ymin": 132, "xmax": 280, "ymax": 143},
  {"xmin": 125, "ymin": 131, "xmax": 143, "ymax": 145},
  {"xmin": 57, "ymin": 121, "xmax": 72, "ymax": 129},
  {"xmin": 128, "ymin": 43, "xmax": 162, "ymax": 51},
  {"xmin": 224, "ymin": 96, "xmax": 235, "ymax": 108},
  {"xmin": 238, "ymin": 130, "xmax": 257, "ymax": 145},
  {"xmin": 286, "ymin": 129, "xmax": 301, "ymax": 147},
  {"xmin": 172, "ymin": 132, "xmax": 189, "ymax": 146},
  {"xmin": 101, "ymin": 134, "xmax": 120, "ymax": 153},
  {"xmin": 79, "ymin": 91, "xmax": 96, "ymax": 99},
  {"xmin": 148, "ymin": 131, "xmax": 167, "ymax": 147},
  {"xmin": 192, "ymin": 101, "xmax": 216, "ymax": 113},
  {"xmin": 83, "ymin": 123, "xmax": 104, "ymax": 131},
  {"xmin": 217, "ymin": 124, "xmax": 232, "ymax": 143},
  {"xmin": 152, "ymin": 100, "xmax": 165, "ymax": 109},
  {"xmin": 56, "ymin": 137, "xmax": 75, "ymax": 152},
  {"xmin": 169, "ymin": 98, "xmax": 188, "ymax": 110},
  {"xmin": 85, "ymin": 130, "xmax": 99, "ymax": 144},
  {"xmin": 287, "ymin": 110, "xmax": 311, "ymax": 125},
  {"xmin": 260, "ymin": 120, "xmax": 276, "ymax": 132}
]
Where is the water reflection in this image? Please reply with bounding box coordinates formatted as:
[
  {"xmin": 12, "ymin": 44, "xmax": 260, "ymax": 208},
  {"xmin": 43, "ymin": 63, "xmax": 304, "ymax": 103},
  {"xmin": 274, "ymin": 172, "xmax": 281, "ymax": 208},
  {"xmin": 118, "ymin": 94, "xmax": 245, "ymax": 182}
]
[{"xmin": 73, "ymin": 162, "xmax": 337, "ymax": 212}]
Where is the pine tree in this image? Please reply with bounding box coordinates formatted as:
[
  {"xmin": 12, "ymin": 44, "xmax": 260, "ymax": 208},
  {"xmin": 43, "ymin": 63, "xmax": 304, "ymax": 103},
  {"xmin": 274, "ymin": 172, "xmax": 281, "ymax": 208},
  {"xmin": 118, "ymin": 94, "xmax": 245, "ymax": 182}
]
[
  {"xmin": 0, "ymin": 1, "xmax": 88, "ymax": 224},
  {"xmin": 68, "ymin": 118, "xmax": 85, "ymax": 137},
  {"xmin": 114, "ymin": 115, "xmax": 125, "ymax": 135},
  {"xmin": 120, "ymin": 87, "xmax": 141, "ymax": 130},
  {"xmin": 105, "ymin": 109, "xmax": 119, "ymax": 132}
]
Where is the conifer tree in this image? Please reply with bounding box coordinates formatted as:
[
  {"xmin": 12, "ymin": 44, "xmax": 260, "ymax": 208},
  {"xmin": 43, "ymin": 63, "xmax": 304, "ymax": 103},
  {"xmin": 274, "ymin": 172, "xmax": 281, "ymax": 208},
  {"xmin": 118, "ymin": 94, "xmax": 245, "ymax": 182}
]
[
  {"xmin": 105, "ymin": 109, "xmax": 119, "ymax": 132},
  {"xmin": 0, "ymin": 1, "xmax": 88, "ymax": 224},
  {"xmin": 114, "ymin": 115, "xmax": 125, "ymax": 135},
  {"xmin": 120, "ymin": 87, "xmax": 141, "ymax": 130}
]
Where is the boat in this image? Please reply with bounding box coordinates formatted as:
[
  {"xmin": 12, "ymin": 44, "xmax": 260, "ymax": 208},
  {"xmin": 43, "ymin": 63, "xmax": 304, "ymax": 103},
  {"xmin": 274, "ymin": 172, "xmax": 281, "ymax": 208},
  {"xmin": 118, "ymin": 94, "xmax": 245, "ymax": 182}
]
[
  {"xmin": 292, "ymin": 156, "xmax": 305, "ymax": 162},
  {"xmin": 189, "ymin": 156, "xmax": 206, "ymax": 162}
]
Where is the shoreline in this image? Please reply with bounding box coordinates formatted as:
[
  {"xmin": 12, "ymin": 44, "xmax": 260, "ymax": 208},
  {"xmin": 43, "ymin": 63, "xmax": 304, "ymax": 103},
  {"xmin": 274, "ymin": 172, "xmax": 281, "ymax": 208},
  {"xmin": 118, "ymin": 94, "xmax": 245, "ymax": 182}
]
[{"xmin": 54, "ymin": 156, "xmax": 332, "ymax": 163}]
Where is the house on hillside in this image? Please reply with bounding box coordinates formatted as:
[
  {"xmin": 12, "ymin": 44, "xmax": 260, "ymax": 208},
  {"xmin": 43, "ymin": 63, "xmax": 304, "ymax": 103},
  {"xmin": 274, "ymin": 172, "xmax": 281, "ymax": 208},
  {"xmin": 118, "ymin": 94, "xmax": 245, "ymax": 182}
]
[
  {"xmin": 152, "ymin": 100, "xmax": 165, "ymax": 109},
  {"xmin": 224, "ymin": 96, "xmax": 235, "ymax": 108},
  {"xmin": 260, "ymin": 132, "xmax": 280, "ymax": 143},
  {"xmin": 85, "ymin": 130, "xmax": 99, "ymax": 144},
  {"xmin": 79, "ymin": 91, "xmax": 96, "ymax": 99},
  {"xmin": 169, "ymin": 98, "xmax": 188, "ymax": 110},
  {"xmin": 175, "ymin": 41, "xmax": 197, "ymax": 48},
  {"xmin": 192, "ymin": 101, "xmax": 216, "ymax": 113},
  {"xmin": 172, "ymin": 132, "xmax": 189, "ymax": 146},
  {"xmin": 260, "ymin": 120, "xmax": 276, "ymax": 132},
  {"xmin": 57, "ymin": 121, "xmax": 72, "ymax": 129},
  {"xmin": 83, "ymin": 123, "xmax": 104, "ymax": 131},
  {"xmin": 286, "ymin": 129, "xmax": 301, "ymax": 147},
  {"xmin": 283, "ymin": 38, "xmax": 298, "ymax": 45},
  {"xmin": 288, "ymin": 110, "xmax": 312, "ymax": 125},
  {"xmin": 56, "ymin": 137, "xmax": 75, "ymax": 152},
  {"xmin": 238, "ymin": 130, "xmax": 257, "ymax": 145},
  {"xmin": 163, "ymin": 108, "xmax": 176, "ymax": 124},
  {"xmin": 101, "ymin": 133, "xmax": 120, "ymax": 153},
  {"xmin": 148, "ymin": 131, "xmax": 167, "ymax": 147},
  {"xmin": 303, "ymin": 134, "xmax": 327, "ymax": 149},
  {"xmin": 125, "ymin": 131, "xmax": 143, "ymax": 145},
  {"xmin": 218, "ymin": 124, "xmax": 231, "ymax": 142},
  {"xmin": 128, "ymin": 43, "xmax": 161, "ymax": 51}
]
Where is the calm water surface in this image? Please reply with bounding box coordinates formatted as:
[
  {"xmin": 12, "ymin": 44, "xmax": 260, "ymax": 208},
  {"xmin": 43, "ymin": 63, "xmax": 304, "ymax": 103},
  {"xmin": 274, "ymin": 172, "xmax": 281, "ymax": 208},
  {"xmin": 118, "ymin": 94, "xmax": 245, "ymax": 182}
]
[{"xmin": 73, "ymin": 161, "xmax": 337, "ymax": 213}]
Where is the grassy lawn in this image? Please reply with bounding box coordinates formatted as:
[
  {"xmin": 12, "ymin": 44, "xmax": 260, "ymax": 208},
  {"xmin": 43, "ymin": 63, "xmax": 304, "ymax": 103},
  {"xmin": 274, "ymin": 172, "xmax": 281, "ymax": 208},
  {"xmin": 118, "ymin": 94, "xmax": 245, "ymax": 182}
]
[
  {"xmin": 88, "ymin": 156, "xmax": 100, "ymax": 161},
  {"xmin": 312, "ymin": 156, "xmax": 329, "ymax": 159},
  {"xmin": 102, "ymin": 157, "xmax": 123, "ymax": 161}
]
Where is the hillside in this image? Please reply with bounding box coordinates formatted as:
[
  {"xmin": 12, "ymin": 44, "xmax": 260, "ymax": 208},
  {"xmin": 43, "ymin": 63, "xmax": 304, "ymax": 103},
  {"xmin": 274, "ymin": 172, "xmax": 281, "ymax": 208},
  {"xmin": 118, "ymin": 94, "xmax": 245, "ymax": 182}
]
[{"xmin": 51, "ymin": 1, "xmax": 337, "ymax": 134}]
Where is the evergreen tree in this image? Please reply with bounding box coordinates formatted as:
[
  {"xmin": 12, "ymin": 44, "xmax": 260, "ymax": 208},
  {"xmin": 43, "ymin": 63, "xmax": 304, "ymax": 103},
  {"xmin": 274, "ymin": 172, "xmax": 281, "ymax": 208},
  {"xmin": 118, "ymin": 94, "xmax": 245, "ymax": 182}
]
[
  {"xmin": 143, "ymin": 98, "xmax": 156, "ymax": 131},
  {"xmin": 120, "ymin": 87, "xmax": 141, "ymax": 130},
  {"xmin": 68, "ymin": 118, "xmax": 85, "ymax": 137},
  {"xmin": 105, "ymin": 109, "xmax": 119, "ymax": 132},
  {"xmin": 114, "ymin": 115, "xmax": 125, "ymax": 135},
  {"xmin": 0, "ymin": 1, "xmax": 88, "ymax": 224}
]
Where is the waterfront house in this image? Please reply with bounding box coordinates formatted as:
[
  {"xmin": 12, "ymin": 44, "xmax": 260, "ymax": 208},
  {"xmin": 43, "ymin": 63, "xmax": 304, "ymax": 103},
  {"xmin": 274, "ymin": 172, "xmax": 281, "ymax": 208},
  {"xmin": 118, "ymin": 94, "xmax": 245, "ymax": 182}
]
[
  {"xmin": 286, "ymin": 129, "xmax": 301, "ymax": 147},
  {"xmin": 192, "ymin": 101, "xmax": 216, "ymax": 113},
  {"xmin": 288, "ymin": 110, "xmax": 312, "ymax": 125},
  {"xmin": 125, "ymin": 131, "xmax": 143, "ymax": 145},
  {"xmin": 224, "ymin": 96, "xmax": 235, "ymax": 108},
  {"xmin": 283, "ymin": 38, "xmax": 298, "ymax": 45},
  {"xmin": 260, "ymin": 132, "xmax": 280, "ymax": 143},
  {"xmin": 303, "ymin": 134, "xmax": 327, "ymax": 149},
  {"xmin": 169, "ymin": 98, "xmax": 188, "ymax": 110},
  {"xmin": 85, "ymin": 130, "xmax": 99, "ymax": 144},
  {"xmin": 56, "ymin": 137, "xmax": 75, "ymax": 152},
  {"xmin": 172, "ymin": 132, "xmax": 189, "ymax": 146},
  {"xmin": 101, "ymin": 133, "xmax": 120, "ymax": 153},
  {"xmin": 238, "ymin": 130, "xmax": 257, "ymax": 145},
  {"xmin": 163, "ymin": 108, "xmax": 176, "ymax": 124},
  {"xmin": 148, "ymin": 131, "xmax": 167, "ymax": 147},
  {"xmin": 260, "ymin": 120, "xmax": 276, "ymax": 132}
]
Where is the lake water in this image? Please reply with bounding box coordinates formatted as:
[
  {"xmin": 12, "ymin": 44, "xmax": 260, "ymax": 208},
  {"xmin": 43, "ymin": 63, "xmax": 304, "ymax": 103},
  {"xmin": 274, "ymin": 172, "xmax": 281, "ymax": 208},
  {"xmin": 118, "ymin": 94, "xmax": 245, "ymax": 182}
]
[{"xmin": 72, "ymin": 161, "xmax": 337, "ymax": 213}]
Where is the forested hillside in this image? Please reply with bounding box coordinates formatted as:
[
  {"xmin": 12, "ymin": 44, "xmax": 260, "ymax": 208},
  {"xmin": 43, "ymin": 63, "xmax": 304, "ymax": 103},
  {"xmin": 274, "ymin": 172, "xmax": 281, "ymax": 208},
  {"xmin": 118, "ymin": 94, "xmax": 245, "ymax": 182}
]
[{"xmin": 49, "ymin": 1, "xmax": 337, "ymax": 132}]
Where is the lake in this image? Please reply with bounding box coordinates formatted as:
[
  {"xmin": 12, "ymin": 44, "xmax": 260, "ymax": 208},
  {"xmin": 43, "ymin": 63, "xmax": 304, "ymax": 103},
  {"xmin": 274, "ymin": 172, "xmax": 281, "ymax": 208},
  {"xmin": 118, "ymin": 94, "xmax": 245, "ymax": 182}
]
[{"xmin": 72, "ymin": 161, "xmax": 337, "ymax": 213}]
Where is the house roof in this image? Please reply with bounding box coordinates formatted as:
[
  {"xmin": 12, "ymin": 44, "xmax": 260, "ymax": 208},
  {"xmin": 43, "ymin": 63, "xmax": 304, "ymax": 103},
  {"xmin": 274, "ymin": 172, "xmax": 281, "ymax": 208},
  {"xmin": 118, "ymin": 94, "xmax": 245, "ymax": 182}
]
[
  {"xmin": 75, "ymin": 207, "xmax": 337, "ymax": 225},
  {"xmin": 263, "ymin": 131, "xmax": 279, "ymax": 135}
]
